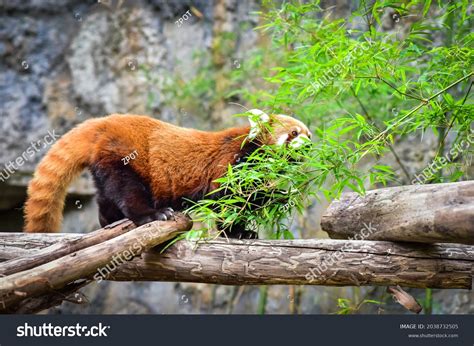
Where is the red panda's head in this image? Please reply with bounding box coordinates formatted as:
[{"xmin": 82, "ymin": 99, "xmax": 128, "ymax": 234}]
[{"xmin": 247, "ymin": 109, "xmax": 312, "ymax": 148}]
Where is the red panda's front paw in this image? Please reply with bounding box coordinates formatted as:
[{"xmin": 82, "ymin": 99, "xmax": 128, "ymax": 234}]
[
  {"xmin": 131, "ymin": 207, "xmax": 175, "ymax": 226},
  {"xmin": 154, "ymin": 207, "xmax": 175, "ymax": 221}
]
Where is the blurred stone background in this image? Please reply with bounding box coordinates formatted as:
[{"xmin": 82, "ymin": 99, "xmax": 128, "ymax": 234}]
[{"xmin": 0, "ymin": 0, "xmax": 472, "ymax": 314}]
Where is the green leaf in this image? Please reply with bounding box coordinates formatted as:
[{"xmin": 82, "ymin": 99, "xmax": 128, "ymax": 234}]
[{"xmin": 423, "ymin": 0, "xmax": 432, "ymax": 17}]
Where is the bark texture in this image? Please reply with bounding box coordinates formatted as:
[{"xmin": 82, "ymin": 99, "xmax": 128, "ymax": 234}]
[
  {"xmin": 0, "ymin": 214, "xmax": 192, "ymax": 313},
  {"xmin": 1, "ymin": 236, "xmax": 471, "ymax": 290},
  {"xmin": 0, "ymin": 219, "xmax": 136, "ymax": 277},
  {"xmin": 321, "ymin": 181, "xmax": 474, "ymax": 245}
]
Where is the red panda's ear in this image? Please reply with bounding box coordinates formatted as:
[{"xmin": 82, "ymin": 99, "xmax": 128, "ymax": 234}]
[{"xmin": 248, "ymin": 109, "xmax": 270, "ymax": 139}]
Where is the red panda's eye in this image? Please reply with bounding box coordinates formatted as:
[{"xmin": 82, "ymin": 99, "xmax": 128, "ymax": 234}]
[{"xmin": 291, "ymin": 130, "xmax": 298, "ymax": 137}]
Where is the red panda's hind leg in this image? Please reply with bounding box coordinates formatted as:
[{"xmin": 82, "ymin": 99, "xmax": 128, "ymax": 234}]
[
  {"xmin": 96, "ymin": 194, "xmax": 125, "ymax": 228},
  {"xmin": 91, "ymin": 160, "xmax": 173, "ymax": 227}
]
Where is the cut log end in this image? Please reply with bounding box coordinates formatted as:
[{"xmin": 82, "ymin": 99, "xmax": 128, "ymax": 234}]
[{"xmin": 321, "ymin": 181, "xmax": 474, "ymax": 245}]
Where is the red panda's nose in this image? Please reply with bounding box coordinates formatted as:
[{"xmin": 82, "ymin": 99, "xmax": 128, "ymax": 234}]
[{"xmin": 289, "ymin": 134, "xmax": 311, "ymax": 148}]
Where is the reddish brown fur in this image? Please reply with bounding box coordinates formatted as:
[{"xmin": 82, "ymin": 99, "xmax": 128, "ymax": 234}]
[
  {"xmin": 24, "ymin": 114, "xmax": 251, "ymax": 233},
  {"xmin": 24, "ymin": 113, "xmax": 310, "ymax": 233}
]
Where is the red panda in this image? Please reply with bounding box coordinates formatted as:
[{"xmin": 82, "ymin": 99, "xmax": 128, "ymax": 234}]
[{"xmin": 24, "ymin": 110, "xmax": 311, "ymax": 237}]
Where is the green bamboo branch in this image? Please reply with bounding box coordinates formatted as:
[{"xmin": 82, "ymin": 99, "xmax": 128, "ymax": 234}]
[
  {"xmin": 361, "ymin": 72, "xmax": 474, "ymax": 158},
  {"xmin": 350, "ymin": 86, "xmax": 412, "ymax": 181},
  {"xmin": 434, "ymin": 80, "xmax": 473, "ymax": 160}
]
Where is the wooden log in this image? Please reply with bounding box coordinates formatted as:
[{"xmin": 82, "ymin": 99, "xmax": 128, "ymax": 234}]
[
  {"xmin": 12, "ymin": 280, "xmax": 90, "ymax": 314},
  {"xmin": 0, "ymin": 219, "xmax": 136, "ymax": 277},
  {"xmin": 1, "ymin": 235, "xmax": 471, "ymax": 289},
  {"xmin": 111, "ymin": 239, "xmax": 473, "ymax": 289},
  {"xmin": 0, "ymin": 213, "xmax": 192, "ymax": 313},
  {"xmin": 320, "ymin": 181, "xmax": 474, "ymax": 245}
]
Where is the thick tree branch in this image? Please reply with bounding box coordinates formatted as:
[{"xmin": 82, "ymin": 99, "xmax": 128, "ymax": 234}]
[
  {"xmin": 0, "ymin": 214, "xmax": 192, "ymax": 313},
  {"xmin": 321, "ymin": 181, "xmax": 474, "ymax": 245},
  {"xmin": 0, "ymin": 235, "xmax": 472, "ymax": 291},
  {"xmin": 0, "ymin": 219, "xmax": 136, "ymax": 277}
]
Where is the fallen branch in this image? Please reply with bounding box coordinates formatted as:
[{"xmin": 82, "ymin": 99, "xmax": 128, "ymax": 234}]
[
  {"xmin": 0, "ymin": 213, "xmax": 192, "ymax": 313},
  {"xmin": 387, "ymin": 286, "xmax": 422, "ymax": 314},
  {"xmin": 0, "ymin": 219, "xmax": 136, "ymax": 277},
  {"xmin": 114, "ymin": 239, "xmax": 473, "ymax": 289},
  {"xmin": 12, "ymin": 280, "xmax": 90, "ymax": 314},
  {"xmin": 321, "ymin": 181, "xmax": 474, "ymax": 245}
]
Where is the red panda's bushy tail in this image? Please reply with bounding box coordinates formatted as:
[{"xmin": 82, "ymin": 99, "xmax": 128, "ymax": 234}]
[{"xmin": 24, "ymin": 123, "xmax": 97, "ymax": 233}]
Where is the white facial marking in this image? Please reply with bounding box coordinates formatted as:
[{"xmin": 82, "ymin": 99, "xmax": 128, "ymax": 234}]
[
  {"xmin": 290, "ymin": 134, "xmax": 309, "ymax": 148},
  {"xmin": 248, "ymin": 109, "xmax": 270, "ymax": 139},
  {"xmin": 276, "ymin": 133, "xmax": 289, "ymax": 146},
  {"xmin": 248, "ymin": 109, "xmax": 270, "ymax": 123}
]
